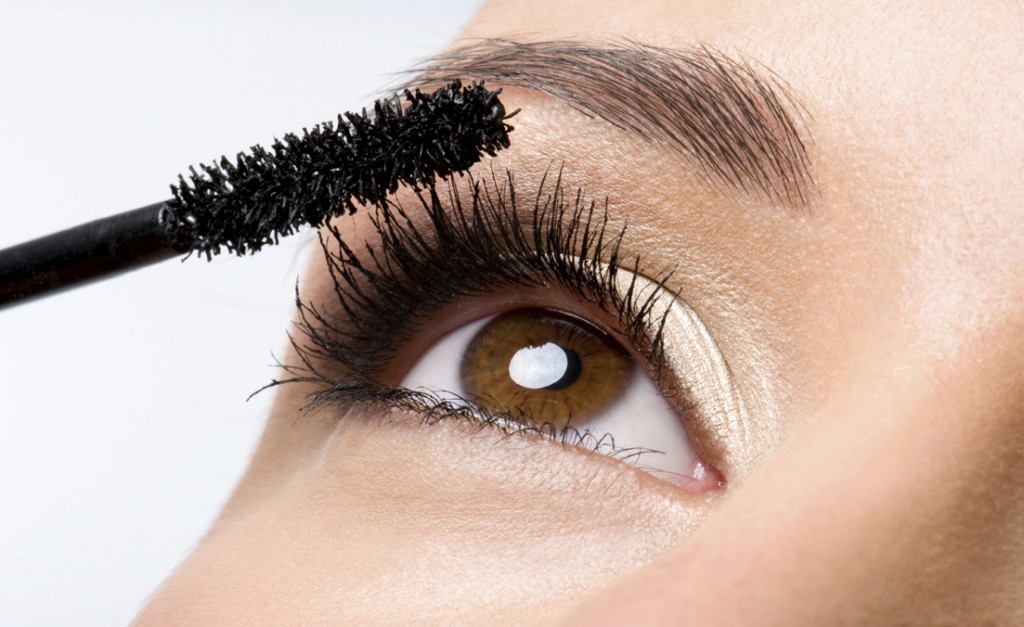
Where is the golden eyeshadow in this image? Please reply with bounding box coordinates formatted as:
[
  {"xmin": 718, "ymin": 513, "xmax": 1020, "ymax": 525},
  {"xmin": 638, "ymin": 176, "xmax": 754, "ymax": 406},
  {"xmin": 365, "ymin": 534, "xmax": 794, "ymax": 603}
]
[{"xmin": 459, "ymin": 308, "xmax": 632, "ymax": 428}]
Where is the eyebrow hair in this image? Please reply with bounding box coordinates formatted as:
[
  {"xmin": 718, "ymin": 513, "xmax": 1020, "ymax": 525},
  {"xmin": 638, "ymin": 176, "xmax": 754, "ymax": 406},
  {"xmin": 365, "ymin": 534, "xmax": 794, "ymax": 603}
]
[{"xmin": 411, "ymin": 39, "xmax": 813, "ymax": 206}]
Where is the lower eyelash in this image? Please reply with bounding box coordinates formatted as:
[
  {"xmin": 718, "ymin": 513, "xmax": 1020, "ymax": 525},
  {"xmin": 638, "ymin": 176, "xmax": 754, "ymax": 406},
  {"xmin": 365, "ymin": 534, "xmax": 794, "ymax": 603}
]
[{"xmin": 311, "ymin": 376, "xmax": 666, "ymax": 465}]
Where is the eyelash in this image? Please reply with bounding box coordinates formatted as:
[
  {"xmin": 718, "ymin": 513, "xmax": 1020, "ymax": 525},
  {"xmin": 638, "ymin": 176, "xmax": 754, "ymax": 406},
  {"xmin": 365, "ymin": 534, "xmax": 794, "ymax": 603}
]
[{"xmin": 273, "ymin": 167, "xmax": 688, "ymax": 458}]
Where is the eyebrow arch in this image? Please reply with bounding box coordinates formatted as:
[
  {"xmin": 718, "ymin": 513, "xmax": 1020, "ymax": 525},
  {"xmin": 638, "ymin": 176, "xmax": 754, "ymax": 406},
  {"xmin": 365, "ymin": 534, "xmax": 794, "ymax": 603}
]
[{"xmin": 411, "ymin": 39, "xmax": 813, "ymax": 207}]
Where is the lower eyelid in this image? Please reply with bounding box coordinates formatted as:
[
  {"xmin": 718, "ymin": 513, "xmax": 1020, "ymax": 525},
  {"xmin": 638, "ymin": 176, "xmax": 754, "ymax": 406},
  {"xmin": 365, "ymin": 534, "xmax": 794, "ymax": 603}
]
[
  {"xmin": 329, "ymin": 387, "xmax": 723, "ymax": 494},
  {"xmin": 327, "ymin": 395, "xmax": 724, "ymax": 512}
]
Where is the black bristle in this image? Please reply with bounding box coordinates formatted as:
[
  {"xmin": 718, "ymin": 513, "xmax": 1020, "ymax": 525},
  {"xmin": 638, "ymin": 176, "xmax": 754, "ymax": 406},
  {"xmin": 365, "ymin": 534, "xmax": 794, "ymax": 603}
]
[{"xmin": 162, "ymin": 80, "xmax": 515, "ymax": 258}]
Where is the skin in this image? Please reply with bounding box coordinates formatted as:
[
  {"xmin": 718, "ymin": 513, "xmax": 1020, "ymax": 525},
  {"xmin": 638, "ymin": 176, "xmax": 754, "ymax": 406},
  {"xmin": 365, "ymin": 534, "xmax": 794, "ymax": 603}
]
[{"xmin": 136, "ymin": 1, "xmax": 1024, "ymax": 625}]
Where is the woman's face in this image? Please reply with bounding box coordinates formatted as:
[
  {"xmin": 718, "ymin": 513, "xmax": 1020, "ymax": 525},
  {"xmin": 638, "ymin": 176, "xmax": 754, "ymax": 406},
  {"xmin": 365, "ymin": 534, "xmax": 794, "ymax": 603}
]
[{"xmin": 137, "ymin": 1, "xmax": 1024, "ymax": 624}]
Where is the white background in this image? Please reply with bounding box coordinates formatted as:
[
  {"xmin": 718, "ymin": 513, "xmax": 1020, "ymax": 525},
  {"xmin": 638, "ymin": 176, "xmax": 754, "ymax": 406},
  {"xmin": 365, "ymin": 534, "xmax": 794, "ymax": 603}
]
[{"xmin": 0, "ymin": 1, "xmax": 483, "ymax": 624}]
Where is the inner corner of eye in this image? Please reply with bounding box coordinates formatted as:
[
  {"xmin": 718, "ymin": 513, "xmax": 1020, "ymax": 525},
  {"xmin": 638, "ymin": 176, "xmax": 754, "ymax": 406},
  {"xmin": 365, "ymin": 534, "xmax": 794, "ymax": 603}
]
[{"xmin": 397, "ymin": 307, "xmax": 718, "ymax": 491}]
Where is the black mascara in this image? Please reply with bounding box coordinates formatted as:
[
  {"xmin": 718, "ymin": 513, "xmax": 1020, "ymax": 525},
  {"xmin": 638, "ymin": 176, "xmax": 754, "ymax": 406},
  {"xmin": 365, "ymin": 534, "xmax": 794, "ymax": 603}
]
[{"xmin": 0, "ymin": 80, "xmax": 514, "ymax": 309}]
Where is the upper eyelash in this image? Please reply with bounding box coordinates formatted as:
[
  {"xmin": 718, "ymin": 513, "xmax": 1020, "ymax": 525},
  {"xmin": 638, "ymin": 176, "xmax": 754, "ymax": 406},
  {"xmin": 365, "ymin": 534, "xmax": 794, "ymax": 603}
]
[{"xmin": 270, "ymin": 166, "xmax": 681, "ymax": 413}]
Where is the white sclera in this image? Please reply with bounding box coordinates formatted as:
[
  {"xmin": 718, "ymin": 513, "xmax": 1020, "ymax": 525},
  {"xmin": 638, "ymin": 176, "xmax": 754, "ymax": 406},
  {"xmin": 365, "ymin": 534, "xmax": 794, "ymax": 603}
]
[
  {"xmin": 508, "ymin": 343, "xmax": 569, "ymax": 389},
  {"xmin": 399, "ymin": 313, "xmax": 703, "ymax": 483}
]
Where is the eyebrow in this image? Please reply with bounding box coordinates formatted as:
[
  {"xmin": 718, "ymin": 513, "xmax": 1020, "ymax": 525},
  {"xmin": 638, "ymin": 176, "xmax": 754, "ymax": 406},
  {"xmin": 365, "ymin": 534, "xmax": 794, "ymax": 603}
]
[{"xmin": 411, "ymin": 39, "xmax": 813, "ymax": 207}]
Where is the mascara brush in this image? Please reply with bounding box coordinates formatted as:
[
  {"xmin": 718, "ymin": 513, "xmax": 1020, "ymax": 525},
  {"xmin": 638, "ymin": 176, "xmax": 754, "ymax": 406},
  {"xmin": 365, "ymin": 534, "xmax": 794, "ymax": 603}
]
[{"xmin": 0, "ymin": 80, "xmax": 514, "ymax": 310}]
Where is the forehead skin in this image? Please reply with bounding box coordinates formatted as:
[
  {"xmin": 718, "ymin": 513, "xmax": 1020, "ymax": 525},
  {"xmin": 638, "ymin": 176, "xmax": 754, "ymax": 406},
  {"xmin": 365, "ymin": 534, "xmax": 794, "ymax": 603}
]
[{"xmin": 136, "ymin": 1, "xmax": 1024, "ymax": 625}]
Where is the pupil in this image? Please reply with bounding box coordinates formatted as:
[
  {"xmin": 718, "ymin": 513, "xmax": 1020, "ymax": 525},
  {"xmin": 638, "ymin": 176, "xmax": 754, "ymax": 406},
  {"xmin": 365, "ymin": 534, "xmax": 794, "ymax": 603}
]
[{"xmin": 507, "ymin": 342, "xmax": 582, "ymax": 390}]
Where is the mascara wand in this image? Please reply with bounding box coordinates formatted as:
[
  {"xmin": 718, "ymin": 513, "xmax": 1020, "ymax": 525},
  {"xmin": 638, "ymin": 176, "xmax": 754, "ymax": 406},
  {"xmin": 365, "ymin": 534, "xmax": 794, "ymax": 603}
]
[{"xmin": 0, "ymin": 80, "xmax": 514, "ymax": 310}]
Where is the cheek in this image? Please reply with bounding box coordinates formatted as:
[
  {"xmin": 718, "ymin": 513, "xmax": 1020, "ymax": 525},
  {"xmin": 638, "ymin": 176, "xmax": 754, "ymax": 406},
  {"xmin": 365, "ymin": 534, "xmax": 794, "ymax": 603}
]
[{"xmin": 136, "ymin": 408, "xmax": 714, "ymax": 625}]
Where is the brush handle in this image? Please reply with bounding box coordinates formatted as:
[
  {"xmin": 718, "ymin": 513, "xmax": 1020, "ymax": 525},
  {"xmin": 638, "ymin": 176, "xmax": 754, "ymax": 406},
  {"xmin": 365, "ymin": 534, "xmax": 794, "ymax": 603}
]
[{"xmin": 0, "ymin": 201, "xmax": 187, "ymax": 310}]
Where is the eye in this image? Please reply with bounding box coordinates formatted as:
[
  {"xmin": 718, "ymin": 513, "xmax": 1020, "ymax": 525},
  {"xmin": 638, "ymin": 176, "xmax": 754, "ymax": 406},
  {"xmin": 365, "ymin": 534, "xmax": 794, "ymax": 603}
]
[
  {"xmin": 400, "ymin": 307, "xmax": 719, "ymax": 490},
  {"xmin": 289, "ymin": 172, "xmax": 740, "ymax": 491}
]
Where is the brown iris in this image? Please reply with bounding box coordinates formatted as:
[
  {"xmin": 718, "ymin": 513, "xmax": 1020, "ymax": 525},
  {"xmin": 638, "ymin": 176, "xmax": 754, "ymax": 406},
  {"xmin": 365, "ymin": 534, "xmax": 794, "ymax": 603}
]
[{"xmin": 459, "ymin": 308, "xmax": 632, "ymax": 428}]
